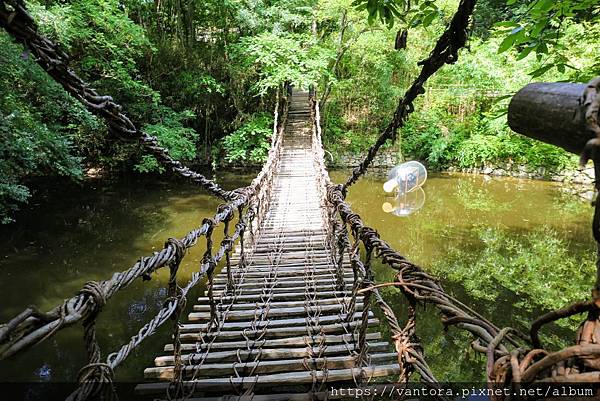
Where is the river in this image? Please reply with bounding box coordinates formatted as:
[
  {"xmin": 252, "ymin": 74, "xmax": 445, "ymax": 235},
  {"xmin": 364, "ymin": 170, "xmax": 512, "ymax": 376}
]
[{"xmin": 0, "ymin": 170, "xmax": 594, "ymax": 383}]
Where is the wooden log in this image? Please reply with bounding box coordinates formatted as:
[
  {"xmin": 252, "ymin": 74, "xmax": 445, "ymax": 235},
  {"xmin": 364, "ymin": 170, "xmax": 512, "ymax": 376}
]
[
  {"xmin": 153, "ymin": 341, "xmax": 391, "ymax": 366},
  {"xmin": 137, "ymin": 364, "xmax": 400, "ymax": 393},
  {"xmin": 508, "ymin": 82, "xmax": 593, "ymax": 154},
  {"xmin": 144, "ymin": 351, "xmax": 396, "ymax": 379}
]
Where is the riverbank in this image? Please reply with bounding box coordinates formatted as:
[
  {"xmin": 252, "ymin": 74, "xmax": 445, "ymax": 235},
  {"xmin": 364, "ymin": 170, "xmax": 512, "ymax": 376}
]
[{"xmin": 325, "ymin": 150, "xmax": 596, "ymax": 200}]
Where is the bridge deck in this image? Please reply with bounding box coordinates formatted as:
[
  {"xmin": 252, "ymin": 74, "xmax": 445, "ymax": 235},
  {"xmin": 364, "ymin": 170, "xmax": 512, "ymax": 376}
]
[{"xmin": 137, "ymin": 91, "xmax": 399, "ymax": 400}]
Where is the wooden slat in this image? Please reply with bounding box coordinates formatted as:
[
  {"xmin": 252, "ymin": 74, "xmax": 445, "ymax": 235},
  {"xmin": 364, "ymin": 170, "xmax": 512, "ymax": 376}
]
[
  {"xmin": 188, "ymin": 303, "xmax": 364, "ymax": 322},
  {"xmin": 137, "ymin": 364, "xmax": 400, "ymax": 393},
  {"xmin": 185, "ymin": 311, "xmax": 373, "ymax": 327},
  {"xmin": 193, "ymin": 296, "xmax": 363, "ymax": 311},
  {"xmin": 153, "ymin": 342, "xmax": 391, "ymax": 366},
  {"xmin": 206, "ymin": 283, "xmax": 353, "ymax": 297},
  {"xmin": 164, "ymin": 332, "xmax": 381, "ymax": 352},
  {"xmin": 178, "ymin": 318, "xmax": 380, "ymax": 341},
  {"xmin": 144, "ymin": 352, "xmax": 396, "ymax": 379}
]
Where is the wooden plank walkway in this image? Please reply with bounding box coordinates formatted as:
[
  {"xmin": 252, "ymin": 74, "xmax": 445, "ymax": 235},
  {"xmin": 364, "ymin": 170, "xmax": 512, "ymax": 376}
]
[{"xmin": 136, "ymin": 90, "xmax": 399, "ymax": 400}]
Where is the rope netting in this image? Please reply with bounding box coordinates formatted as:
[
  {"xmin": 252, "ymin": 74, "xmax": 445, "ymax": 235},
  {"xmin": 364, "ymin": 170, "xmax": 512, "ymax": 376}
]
[
  {"xmin": 2, "ymin": 0, "xmax": 600, "ymax": 399},
  {"xmin": 308, "ymin": 0, "xmax": 600, "ymax": 397}
]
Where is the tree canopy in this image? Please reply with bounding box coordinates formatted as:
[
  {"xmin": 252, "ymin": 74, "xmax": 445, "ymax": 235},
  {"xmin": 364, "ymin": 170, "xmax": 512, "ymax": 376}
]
[{"xmin": 1, "ymin": 0, "xmax": 599, "ymax": 222}]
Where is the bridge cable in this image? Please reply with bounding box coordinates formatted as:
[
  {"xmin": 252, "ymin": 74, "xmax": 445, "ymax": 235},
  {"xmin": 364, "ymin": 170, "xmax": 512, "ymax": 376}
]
[
  {"xmin": 0, "ymin": 0, "xmax": 235, "ymax": 201},
  {"xmin": 341, "ymin": 0, "xmax": 478, "ymax": 194}
]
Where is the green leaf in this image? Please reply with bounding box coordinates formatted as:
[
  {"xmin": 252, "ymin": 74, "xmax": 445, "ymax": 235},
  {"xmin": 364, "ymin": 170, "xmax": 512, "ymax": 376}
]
[
  {"xmin": 422, "ymin": 11, "xmax": 437, "ymax": 27},
  {"xmin": 498, "ymin": 33, "xmax": 517, "ymax": 53},
  {"xmin": 529, "ymin": 64, "xmax": 553, "ymax": 78},
  {"xmin": 516, "ymin": 45, "xmax": 535, "ymax": 60},
  {"xmin": 530, "ymin": 19, "xmax": 548, "ymax": 37},
  {"xmin": 494, "ymin": 21, "xmax": 519, "ymax": 28},
  {"xmin": 537, "ymin": 0, "xmax": 555, "ymax": 12},
  {"xmin": 536, "ymin": 42, "xmax": 548, "ymax": 54}
]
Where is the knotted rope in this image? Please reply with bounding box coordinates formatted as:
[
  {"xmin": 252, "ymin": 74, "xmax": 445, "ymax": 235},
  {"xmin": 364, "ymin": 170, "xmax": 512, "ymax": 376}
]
[
  {"xmin": 342, "ymin": 0, "xmax": 477, "ymax": 192},
  {"xmin": 0, "ymin": 0, "xmax": 235, "ymax": 201}
]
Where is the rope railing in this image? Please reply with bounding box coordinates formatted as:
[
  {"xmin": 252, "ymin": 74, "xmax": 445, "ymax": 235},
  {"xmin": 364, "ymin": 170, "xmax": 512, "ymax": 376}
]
[
  {"xmin": 309, "ymin": 93, "xmax": 525, "ymax": 395},
  {"xmin": 342, "ymin": 0, "xmax": 477, "ymax": 193},
  {"xmin": 0, "ymin": 0, "xmax": 234, "ymax": 201},
  {"xmin": 0, "ymin": 72, "xmax": 290, "ymax": 400}
]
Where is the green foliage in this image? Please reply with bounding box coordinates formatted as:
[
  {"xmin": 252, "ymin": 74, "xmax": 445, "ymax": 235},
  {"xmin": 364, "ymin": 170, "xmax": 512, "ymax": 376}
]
[
  {"xmin": 3, "ymin": 0, "xmax": 599, "ymax": 224},
  {"xmin": 494, "ymin": 0, "xmax": 600, "ymax": 78},
  {"xmin": 351, "ymin": 0, "xmax": 440, "ymax": 28},
  {"xmin": 135, "ymin": 109, "xmax": 199, "ymax": 173},
  {"xmin": 219, "ymin": 113, "xmax": 274, "ymax": 164},
  {"xmin": 431, "ymin": 225, "xmax": 595, "ymax": 332},
  {"xmin": 32, "ymin": 0, "xmax": 159, "ymax": 113},
  {"xmin": 0, "ymin": 32, "xmax": 96, "ymax": 223},
  {"xmin": 231, "ymin": 32, "xmax": 334, "ymax": 95}
]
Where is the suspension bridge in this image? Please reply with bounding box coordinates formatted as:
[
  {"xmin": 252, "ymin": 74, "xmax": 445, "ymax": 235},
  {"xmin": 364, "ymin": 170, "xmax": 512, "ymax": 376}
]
[
  {"xmin": 136, "ymin": 89, "xmax": 400, "ymax": 399},
  {"xmin": 2, "ymin": 0, "xmax": 600, "ymax": 400}
]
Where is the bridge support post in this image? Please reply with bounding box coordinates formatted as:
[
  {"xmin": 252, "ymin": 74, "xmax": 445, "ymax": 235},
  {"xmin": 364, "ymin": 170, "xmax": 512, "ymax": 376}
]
[
  {"xmin": 202, "ymin": 218, "xmax": 219, "ymax": 327},
  {"xmin": 165, "ymin": 238, "xmax": 186, "ymax": 396}
]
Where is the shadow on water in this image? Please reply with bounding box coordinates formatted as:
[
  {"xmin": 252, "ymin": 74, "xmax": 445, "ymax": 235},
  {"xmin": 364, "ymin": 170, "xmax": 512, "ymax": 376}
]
[
  {"xmin": 0, "ymin": 170, "xmax": 256, "ymax": 382},
  {"xmin": 0, "ymin": 169, "xmax": 595, "ymax": 384},
  {"xmin": 330, "ymin": 170, "xmax": 595, "ymax": 382}
]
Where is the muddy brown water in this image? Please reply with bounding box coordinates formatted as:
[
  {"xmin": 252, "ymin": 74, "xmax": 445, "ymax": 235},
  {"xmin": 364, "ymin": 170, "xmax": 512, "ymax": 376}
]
[{"xmin": 0, "ymin": 170, "xmax": 594, "ymax": 383}]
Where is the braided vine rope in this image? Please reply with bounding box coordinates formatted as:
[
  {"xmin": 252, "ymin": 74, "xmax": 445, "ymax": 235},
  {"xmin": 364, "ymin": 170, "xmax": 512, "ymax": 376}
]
[
  {"xmin": 342, "ymin": 0, "xmax": 477, "ymax": 193},
  {"xmin": 0, "ymin": 0, "xmax": 234, "ymax": 201}
]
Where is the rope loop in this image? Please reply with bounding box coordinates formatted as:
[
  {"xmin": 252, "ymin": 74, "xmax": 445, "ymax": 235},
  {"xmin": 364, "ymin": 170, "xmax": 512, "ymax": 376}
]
[
  {"xmin": 164, "ymin": 293, "xmax": 187, "ymax": 317},
  {"xmin": 202, "ymin": 254, "xmax": 217, "ymax": 274},
  {"xmin": 221, "ymin": 236, "xmax": 235, "ymax": 250},
  {"xmin": 79, "ymin": 281, "xmax": 107, "ymax": 315},
  {"xmin": 165, "ymin": 237, "xmax": 186, "ymax": 268},
  {"xmin": 74, "ymin": 362, "xmax": 116, "ymax": 401},
  {"xmin": 202, "ymin": 217, "xmax": 217, "ymax": 232},
  {"xmin": 218, "ymin": 203, "xmax": 235, "ymax": 222},
  {"xmin": 77, "ymin": 362, "xmax": 114, "ymax": 384}
]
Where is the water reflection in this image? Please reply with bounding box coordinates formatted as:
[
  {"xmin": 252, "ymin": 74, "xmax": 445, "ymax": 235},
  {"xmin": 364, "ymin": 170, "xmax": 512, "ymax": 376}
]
[
  {"xmin": 0, "ymin": 170, "xmax": 595, "ymax": 384},
  {"xmin": 0, "ymin": 171, "xmax": 255, "ymax": 382},
  {"xmin": 331, "ymin": 170, "xmax": 595, "ymax": 381},
  {"xmin": 382, "ymin": 187, "xmax": 426, "ymax": 217}
]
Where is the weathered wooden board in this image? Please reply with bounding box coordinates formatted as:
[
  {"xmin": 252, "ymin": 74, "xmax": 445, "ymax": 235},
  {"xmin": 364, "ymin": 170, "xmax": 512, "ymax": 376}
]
[
  {"xmin": 139, "ymin": 90, "xmax": 396, "ymax": 400},
  {"xmin": 138, "ymin": 364, "xmax": 400, "ymax": 393},
  {"xmin": 145, "ymin": 352, "xmax": 397, "ymax": 379},
  {"xmin": 178, "ymin": 318, "xmax": 380, "ymax": 341}
]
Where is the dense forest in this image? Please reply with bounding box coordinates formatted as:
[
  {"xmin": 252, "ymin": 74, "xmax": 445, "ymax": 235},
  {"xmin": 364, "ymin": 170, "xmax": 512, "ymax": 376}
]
[{"xmin": 1, "ymin": 0, "xmax": 599, "ymax": 223}]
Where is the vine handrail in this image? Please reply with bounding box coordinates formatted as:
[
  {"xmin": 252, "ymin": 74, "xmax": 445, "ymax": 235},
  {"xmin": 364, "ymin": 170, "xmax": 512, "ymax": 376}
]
[{"xmin": 0, "ymin": 0, "xmax": 234, "ymax": 201}]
